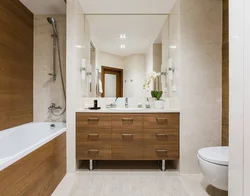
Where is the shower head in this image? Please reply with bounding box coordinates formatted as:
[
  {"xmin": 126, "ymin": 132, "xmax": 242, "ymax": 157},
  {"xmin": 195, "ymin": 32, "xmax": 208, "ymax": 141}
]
[{"xmin": 47, "ymin": 17, "xmax": 58, "ymax": 35}]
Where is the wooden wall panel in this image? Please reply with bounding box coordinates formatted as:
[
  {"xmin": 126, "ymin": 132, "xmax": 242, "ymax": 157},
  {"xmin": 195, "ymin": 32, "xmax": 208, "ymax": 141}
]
[
  {"xmin": 0, "ymin": 132, "xmax": 66, "ymax": 196},
  {"xmin": 222, "ymin": 0, "xmax": 229, "ymax": 146},
  {"xmin": 0, "ymin": 0, "xmax": 33, "ymax": 131}
]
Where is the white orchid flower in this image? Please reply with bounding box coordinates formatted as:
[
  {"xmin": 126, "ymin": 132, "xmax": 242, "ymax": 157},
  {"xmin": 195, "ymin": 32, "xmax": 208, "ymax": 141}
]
[{"xmin": 143, "ymin": 71, "xmax": 161, "ymax": 90}]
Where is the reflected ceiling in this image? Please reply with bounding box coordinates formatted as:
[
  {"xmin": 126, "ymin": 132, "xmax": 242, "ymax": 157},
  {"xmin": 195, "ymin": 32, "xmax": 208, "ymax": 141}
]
[{"xmin": 87, "ymin": 15, "xmax": 168, "ymax": 56}]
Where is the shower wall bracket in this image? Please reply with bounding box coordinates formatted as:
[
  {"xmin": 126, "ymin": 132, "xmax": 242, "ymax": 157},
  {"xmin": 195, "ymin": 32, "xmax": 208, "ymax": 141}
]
[{"xmin": 48, "ymin": 73, "xmax": 57, "ymax": 81}]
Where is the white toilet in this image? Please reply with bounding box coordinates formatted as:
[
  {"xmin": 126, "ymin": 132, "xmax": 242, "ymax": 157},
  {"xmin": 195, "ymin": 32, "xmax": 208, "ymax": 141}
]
[{"xmin": 197, "ymin": 146, "xmax": 229, "ymax": 191}]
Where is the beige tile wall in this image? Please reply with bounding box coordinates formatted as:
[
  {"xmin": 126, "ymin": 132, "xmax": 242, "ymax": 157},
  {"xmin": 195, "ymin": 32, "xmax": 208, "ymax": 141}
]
[
  {"xmin": 123, "ymin": 54, "xmax": 146, "ymax": 97},
  {"xmin": 66, "ymin": 0, "xmax": 92, "ymax": 172},
  {"xmin": 153, "ymin": 44, "xmax": 162, "ymax": 73},
  {"xmin": 161, "ymin": 17, "xmax": 169, "ymax": 97},
  {"xmin": 179, "ymin": 0, "xmax": 222, "ymax": 173},
  {"xmin": 34, "ymin": 15, "xmax": 66, "ymax": 122},
  {"xmin": 168, "ymin": 1, "xmax": 180, "ymax": 97}
]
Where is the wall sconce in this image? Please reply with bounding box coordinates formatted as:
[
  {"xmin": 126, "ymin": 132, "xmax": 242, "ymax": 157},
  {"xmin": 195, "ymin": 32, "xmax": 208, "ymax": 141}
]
[
  {"xmin": 86, "ymin": 65, "xmax": 92, "ymax": 81},
  {"xmin": 168, "ymin": 59, "xmax": 175, "ymax": 81},
  {"xmin": 160, "ymin": 64, "xmax": 167, "ymax": 88},
  {"xmin": 80, "ymin": 59, "xmax": 86, "ymax": 80},
  {"xmin": 168, "ymin": 67, "xmax": 175, "ymax": 79},
  {"xmin": 80, "ymin": 67, "xmax": 86, "ymax": 71},
  {"xmin": 86, "ymin": 65, "xmax": 92, "ymax": 93},
  {"xmin": 161, "ymin": 63, "xmax": 166, "ymax": 76}
]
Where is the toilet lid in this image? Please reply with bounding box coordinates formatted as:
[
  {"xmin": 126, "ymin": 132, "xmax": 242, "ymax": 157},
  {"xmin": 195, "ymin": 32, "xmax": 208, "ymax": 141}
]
[{"xmin": 198, "ymin": 147, "xmax": 229, "ymax": 166}]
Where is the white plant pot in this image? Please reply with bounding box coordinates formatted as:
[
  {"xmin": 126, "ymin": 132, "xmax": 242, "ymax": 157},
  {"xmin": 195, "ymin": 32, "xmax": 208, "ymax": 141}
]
[{"xmin": 154, "ymin": 100, "xmax": 164, "ymax": 109}]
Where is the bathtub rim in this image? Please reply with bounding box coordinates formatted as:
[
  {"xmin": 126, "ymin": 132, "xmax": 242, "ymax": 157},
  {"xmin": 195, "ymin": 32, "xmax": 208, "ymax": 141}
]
[{"xmin": 0, "ymin": 123, "xmax": 66, "ymax": 171}]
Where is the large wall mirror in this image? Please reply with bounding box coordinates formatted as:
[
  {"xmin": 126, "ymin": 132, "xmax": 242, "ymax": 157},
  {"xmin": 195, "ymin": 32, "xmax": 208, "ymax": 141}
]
[{"xmin": 81, "ymin": 14, "xmax": 173, "ymax": 98}]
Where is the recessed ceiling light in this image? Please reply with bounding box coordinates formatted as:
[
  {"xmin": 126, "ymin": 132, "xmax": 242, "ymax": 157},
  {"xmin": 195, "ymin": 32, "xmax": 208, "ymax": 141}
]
[
  {"xmin": 120, "ymin": 34, "xmax": 127, "ymax": 39},
  {"xmin": 169, "ymin": 45, "xmax": 177, "ymax": 49},
  {"xmin": 120, "ymin": 44, "xmax": 126, "ymax": 49},
  {"xmin": 76, "ymin": 45, "xmax": 84, "ymax": 48}
]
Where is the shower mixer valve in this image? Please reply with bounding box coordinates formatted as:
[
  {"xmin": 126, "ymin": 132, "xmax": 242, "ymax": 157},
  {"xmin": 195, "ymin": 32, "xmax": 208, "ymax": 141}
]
[{"xmin": 48, "ymin": 103, "xmax": 62, "ymax": 111}]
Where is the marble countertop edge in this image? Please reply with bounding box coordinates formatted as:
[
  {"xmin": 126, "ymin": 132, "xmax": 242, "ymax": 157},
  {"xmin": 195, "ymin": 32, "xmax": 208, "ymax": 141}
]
[{"xmin": 75, "ymin": 108, "xmax": 180, "ymax": 113}]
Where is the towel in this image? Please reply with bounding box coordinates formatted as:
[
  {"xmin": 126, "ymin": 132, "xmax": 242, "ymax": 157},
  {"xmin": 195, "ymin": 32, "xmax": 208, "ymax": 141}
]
[{"xmin": 99, "ymin": 79, "xmax": 103, "ymax": 93}]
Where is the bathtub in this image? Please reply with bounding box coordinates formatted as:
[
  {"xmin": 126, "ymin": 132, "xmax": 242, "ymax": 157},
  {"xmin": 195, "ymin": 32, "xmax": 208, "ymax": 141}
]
[{"xmin": 0, "ymin": 122, "xmax": 66, "ymax": 171}]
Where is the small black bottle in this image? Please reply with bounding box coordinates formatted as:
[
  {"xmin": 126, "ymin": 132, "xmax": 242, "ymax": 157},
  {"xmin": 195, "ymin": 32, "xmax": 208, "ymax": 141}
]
[{"xmin": 94, "ymin": 100, "xmax": 98, "ymax": 108}]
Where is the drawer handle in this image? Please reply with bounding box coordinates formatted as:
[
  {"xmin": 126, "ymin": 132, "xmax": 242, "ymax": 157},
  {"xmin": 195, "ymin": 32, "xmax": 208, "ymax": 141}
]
[
  {"xmin": 88, "ymin": 118, "xmax": 99, "ymax": 121},
  {"xmin": 122, "ymin": 134, "xmax": 134, "ymax": 138},
  {"xmin": 88, "ymin": 133, "xmax": 99, "ymax": 138},
  {"xmin": 156, "ymin": 118, "xmax": 168, "ymax": 122},
  {"xmin": 122, "ymin": 118, "xmax": 134, "ymax": 121},
  {"xmin": 88, "ymin": 149, "xmax": 99, "ymax": 154},
  {"xmin": 156, "ymin": 149, "xmax": 168, "ymax": 153},
  {"xmin": 156, "ymin": 134, "xmax": 168, "ymax": 138}
]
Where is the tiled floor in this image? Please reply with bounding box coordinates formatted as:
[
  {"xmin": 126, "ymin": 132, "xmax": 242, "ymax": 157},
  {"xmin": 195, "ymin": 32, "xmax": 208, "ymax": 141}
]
[{"xmin": 52, "ymin": 171, "xmax": 228, "ymax": 196}]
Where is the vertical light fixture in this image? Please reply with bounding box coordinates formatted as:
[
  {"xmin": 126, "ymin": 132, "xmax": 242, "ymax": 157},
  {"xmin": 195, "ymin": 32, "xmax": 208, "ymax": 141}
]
[
  {"xmin": 120, "ymin": 34, "xmax": 127, "ymax": 39},
  {"xmin": 120, "ymin": 44, "xmax": 126, "ymax": 49}
]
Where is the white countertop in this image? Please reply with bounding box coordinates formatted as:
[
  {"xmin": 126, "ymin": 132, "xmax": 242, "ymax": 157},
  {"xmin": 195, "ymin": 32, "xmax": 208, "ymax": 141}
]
[{"xmin": 76, "ymin": 108, "xmax": 180, "ymax": 113}]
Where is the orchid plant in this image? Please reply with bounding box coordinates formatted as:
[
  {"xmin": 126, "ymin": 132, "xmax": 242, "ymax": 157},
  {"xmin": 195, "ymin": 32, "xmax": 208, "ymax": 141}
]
[
  {"xmin": 143, "ymin": 71, "xmax": 163, "ymax": 100},
  {"xmin": 143, "ymin": 71, "xmax": 160, "ymax": 89}
]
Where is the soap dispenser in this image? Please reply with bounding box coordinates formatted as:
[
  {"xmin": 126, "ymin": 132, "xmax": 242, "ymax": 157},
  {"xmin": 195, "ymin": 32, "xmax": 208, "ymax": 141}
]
[{"xmin": 145, "ymin": 98, "xmax": 150, "ymax": 108}]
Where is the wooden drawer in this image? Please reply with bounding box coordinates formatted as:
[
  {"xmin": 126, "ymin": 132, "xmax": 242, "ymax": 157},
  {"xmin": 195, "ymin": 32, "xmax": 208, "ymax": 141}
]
[
  {"xmin": 143, "ymin": 113, "xmax": 179, "ymax": 129},
  {"xmin": 144, "ymin": 145, "xmax": 179, "ymax": 160},
  {"xmin": 76, "ymin": 144, "xmax": 111, "ymax": 160},
  {"xmin": 112, "ymin": 132, "xmax": 143, "ymax": 146},
  {"xmin": 112, "ymin": 145, "xmax": 143, "ymax": 160},
  {"xmin": 76, "ymin": 131, "xmax": 112, "ymax": 143},
  {"xmin": 143, "ymin": 129, "xmax": 179, "ymax": 146},
  {"xmin": 76, "ymin": 113, "xmax": 111, "ymax": 129},
  {"xmin": 112, "ymin": 114, "xmax": 143, "ymax": 130},
  {"xmin": 76, "ymin": 112, "xmax": 180, "ymax": 161}
]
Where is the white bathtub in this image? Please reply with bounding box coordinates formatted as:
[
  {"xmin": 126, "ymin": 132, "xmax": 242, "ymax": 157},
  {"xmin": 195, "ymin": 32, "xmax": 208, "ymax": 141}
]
[{"xmin": 0, "ymin": 122, "xmax": 66, "ymax": 171}]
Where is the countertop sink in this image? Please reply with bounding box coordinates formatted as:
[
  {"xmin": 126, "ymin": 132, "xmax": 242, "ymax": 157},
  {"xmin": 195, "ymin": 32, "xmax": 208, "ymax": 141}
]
[{"xmin": 108, "ymin": 107, "xmax": 146, "ymax": 111}]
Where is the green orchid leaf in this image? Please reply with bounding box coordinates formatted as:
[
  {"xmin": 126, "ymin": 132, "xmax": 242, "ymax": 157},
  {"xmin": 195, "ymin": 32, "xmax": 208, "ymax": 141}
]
[
  {"xmin": 151, "ymin": 90, "xmax": 156, "ymax": 98},
  {"xmin": 156, "ymin": 91, "xmax": 163, "ymax": 100}
]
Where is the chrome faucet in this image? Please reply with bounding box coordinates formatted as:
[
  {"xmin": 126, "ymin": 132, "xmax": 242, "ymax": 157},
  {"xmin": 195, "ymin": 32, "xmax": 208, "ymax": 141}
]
[
  {"xmin": 115, "ymin": 97, "xmax": 119, "ymax": 105},
  {"xmin": 125, "ymin": 97, "xmax": 128, "ymax": 108},
  {"xmin": 106, "ymin": 97, "xmax": 118, "ymax": 108},
  {"xmin": 112, "ymin": 97, "xmax": 119, "ymax": 108},
  {"xmin": 48, "ymin": 103, "xmax": 62, "ymax": 111}
]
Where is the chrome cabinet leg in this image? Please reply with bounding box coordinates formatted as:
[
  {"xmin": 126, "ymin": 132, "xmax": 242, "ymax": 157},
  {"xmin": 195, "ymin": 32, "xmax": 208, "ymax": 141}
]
[
  {"xmin": 161, "ymin": 160, "xmax": 166, "ymax": 171},
  {"xmin": 89, "ymin": 159, "xmax": 93, "ymax": 171}
]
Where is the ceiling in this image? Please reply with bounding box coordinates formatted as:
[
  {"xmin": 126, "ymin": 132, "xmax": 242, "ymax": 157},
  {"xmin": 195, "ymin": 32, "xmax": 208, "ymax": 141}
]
[
  {"xmin": 20, "ymin": 0, "xmax": 177, "ymax": 15},
  {"xmin": 19, "ymin": 0, "xmax": 66, "ymax": 14},
  {"xmin": 87, "ymin": 15, "xmax": 168, "ymax": 56},
  {"xmin": 80, "ymin": 0, "xmax": 174, "ymax": 56},
  {"xmin": 78, "ymin": 0, "xmax": 177, "ymax": 14},
  {"xmin": 19, "ymin": 0, "xmax": 175, "ymax": 56}
]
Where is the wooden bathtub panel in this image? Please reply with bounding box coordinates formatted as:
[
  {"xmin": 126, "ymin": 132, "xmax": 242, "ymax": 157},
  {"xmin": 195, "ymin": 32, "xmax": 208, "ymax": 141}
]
[
  {"xmin": 0, "ymin": 142, "xmax": 54, "ymax": 193},
  {"xmin": 53, "ymin": 132, "xmax": 67, "ymax": 168},
  {"xmin": 23, "ymin": 152, "xmax": 66, "ymax": 196},
  {"xmin": 0, "ymin": 132, "xmax": 66, "ymax": 196},
  {"xmin": 3, "ymin": 155, "xmax": 55, "ymax": 196},
  {"xmin": 25, "ymin": 172, "xmax": 55, "ymax": 196},
  {"xmin": 25, "ymin": 162, "xmax": 66, "ymax": 196}
]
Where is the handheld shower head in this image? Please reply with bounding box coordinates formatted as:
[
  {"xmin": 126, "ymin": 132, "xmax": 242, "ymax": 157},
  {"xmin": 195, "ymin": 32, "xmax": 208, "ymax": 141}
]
[{"xmin": 47, "ymin": 17, "xmax": 58, "ymax": 35}]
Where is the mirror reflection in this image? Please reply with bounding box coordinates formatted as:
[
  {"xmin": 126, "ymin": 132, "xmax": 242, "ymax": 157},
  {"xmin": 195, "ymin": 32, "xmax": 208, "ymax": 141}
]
[{"xmin": 81, "ymin": 15, "xmax": 172, "ymax": 98}]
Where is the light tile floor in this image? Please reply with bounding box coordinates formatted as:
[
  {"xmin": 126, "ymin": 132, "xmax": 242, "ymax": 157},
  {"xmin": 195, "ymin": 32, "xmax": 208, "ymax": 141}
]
[{"xmin": 52, "ymin": 171, "xmax": 228, "ymax": 196}]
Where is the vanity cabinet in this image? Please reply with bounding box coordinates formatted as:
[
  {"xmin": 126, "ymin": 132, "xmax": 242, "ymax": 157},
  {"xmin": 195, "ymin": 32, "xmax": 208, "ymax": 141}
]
[
  {"xmin": 76, "ymin": 113, "xmax": 179, "ymax": 161},
  {"xmin": 76, "ymin": 113, "xmax": 112, "ymax": 160}
]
